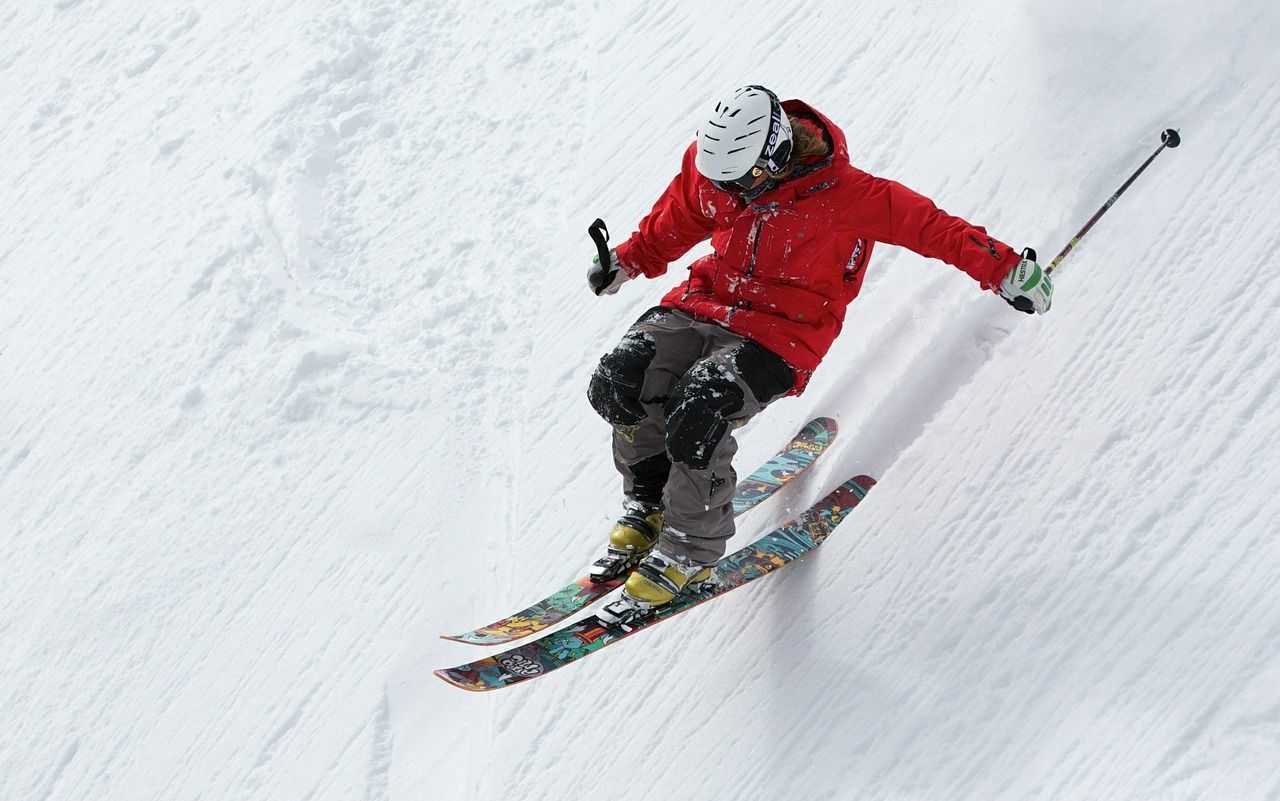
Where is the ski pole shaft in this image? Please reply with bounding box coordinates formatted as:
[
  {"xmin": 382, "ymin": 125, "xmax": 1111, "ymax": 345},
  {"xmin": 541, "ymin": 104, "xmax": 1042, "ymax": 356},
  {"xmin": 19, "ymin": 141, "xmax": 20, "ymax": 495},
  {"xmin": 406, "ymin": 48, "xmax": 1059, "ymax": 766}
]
[{"xmin": 1045, "ymin": 128, "xmax": 1181, "ymax": 275}]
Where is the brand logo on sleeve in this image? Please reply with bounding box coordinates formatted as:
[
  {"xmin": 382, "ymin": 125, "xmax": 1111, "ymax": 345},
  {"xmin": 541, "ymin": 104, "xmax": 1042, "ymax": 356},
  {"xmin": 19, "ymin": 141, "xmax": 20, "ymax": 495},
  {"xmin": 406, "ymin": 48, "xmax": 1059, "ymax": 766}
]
[{"xmin": 969, "ymin": 235, "xmax": 1001, "ymax": 260}]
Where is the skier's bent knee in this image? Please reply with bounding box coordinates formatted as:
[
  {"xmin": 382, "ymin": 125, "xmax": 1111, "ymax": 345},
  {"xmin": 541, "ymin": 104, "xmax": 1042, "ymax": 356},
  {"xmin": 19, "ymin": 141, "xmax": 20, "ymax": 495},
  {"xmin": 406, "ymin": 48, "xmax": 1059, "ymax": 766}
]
[
  {"xmin": 588, "ymin": 331, "xmax": 656, "ymax": 426},
  {"xmin": 664, "ymin": 363, "xmax": 744, "ymax": 470}
]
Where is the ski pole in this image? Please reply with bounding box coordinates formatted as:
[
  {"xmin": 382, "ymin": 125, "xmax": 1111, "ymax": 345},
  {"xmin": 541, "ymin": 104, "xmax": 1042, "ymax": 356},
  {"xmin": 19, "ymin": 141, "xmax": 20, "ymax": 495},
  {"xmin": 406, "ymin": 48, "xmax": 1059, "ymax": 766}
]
[{"xmin": 1039, "ymin": 128, "xmax": 1181, "ymax": 275}]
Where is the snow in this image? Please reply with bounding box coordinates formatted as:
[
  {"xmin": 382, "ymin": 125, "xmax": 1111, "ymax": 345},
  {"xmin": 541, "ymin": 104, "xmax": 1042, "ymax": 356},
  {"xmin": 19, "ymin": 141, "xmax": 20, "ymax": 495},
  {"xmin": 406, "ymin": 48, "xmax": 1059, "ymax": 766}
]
[{"xmin": 3, "ymin": 1, "xmax": 1280, "ymax": 799}]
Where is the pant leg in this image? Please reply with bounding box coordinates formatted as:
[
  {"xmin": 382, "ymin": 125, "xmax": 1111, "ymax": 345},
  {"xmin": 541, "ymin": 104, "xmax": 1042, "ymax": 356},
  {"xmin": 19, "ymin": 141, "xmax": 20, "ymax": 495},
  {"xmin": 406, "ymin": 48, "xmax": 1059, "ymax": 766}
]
[
  {"xmin": 588, "ymin": 307, "xmax": 707, "ymax": 506},
  {"xmin": 659, "ymin": 334, "xmax": 795, "ymax": 565}
]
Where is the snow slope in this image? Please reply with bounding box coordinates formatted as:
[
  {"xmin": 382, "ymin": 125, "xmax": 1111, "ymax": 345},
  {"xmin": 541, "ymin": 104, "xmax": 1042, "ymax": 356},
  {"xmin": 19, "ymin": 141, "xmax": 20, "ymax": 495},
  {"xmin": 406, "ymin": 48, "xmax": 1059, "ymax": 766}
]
[{"xmin": 3, "ymin": 1, "xmax": 1280, "ymax": 800}]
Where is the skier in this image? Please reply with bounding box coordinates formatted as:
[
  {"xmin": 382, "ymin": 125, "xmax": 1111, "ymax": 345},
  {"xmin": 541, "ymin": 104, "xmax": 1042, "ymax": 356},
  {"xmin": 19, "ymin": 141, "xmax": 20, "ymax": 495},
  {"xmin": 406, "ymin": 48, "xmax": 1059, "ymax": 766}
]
[{"xmin": 586, "ymin": 85, "xmax": 1052, "ymax": 625}]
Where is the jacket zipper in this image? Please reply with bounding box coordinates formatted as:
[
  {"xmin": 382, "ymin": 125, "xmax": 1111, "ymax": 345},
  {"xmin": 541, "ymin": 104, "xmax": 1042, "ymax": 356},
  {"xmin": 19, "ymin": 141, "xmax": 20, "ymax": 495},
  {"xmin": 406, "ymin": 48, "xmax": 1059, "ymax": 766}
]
[
  {"xmin": 745, "ymin": 216, "xmax": 765, "ymax": 281},
  {"xmin": 726, "ymin": 215, "xmax": 766, "ymax": 324}
]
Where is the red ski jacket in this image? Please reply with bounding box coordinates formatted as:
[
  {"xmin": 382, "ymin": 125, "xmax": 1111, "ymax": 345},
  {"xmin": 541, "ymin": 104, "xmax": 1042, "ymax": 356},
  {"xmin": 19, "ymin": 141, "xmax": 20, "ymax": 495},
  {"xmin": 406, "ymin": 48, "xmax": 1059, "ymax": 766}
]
[{"xmin": 613, "ymin": 100, "xmax": 1022, "ymax": 393}]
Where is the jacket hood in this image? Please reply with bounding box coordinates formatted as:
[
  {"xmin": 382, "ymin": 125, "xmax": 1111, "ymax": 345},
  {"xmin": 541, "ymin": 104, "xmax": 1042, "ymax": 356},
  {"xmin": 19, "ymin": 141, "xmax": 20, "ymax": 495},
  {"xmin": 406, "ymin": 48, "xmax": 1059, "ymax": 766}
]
[{"xmin": 782, "ymin": 99, "xmax": 849, "ymax": 167}]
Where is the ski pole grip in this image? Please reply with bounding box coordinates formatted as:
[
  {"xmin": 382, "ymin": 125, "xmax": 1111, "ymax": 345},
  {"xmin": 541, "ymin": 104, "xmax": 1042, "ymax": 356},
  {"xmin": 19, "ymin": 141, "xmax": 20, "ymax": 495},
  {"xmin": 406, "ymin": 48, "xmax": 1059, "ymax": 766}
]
[
  {"xmin": 589, "ymin": 218, "xmax": 612, "ymax": 267},
  {"xmin": 588, "ymin": 218, "xmax": 618, "ymax": 294}
]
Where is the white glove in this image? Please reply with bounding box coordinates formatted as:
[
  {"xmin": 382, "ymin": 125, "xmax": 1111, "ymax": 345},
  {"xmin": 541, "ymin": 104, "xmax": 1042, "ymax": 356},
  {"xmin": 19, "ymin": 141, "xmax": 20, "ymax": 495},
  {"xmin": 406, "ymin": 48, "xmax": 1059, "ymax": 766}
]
[
  {"xmin": 999, "ymin": 254, "xmax": 1054, "ymax": 314},
  {"xmin": 588, "ymin": 248, "xmax": 632, "ymax": 296}
]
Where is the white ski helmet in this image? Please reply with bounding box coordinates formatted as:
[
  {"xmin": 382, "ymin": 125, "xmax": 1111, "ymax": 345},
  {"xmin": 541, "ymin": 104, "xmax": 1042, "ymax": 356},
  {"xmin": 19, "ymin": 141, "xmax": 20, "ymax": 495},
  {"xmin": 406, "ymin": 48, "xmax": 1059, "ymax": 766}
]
[{"xmin": 694, "ymin": 85, "xmax": 794, "ymax": 184}]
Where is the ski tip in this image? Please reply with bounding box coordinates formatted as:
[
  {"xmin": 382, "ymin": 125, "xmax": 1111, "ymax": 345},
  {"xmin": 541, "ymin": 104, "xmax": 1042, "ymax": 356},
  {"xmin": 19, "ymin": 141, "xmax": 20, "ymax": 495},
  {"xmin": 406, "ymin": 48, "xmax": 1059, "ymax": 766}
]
[
  {"xmin": 845, "ymin": 474, "xmax": 877, "ymax": 498},
  {"xmin": 806, "ymin": 416, "xmax": 837, "ymax": 436},
  {"xmin": 439, "ymin": 631, "xmax": 519, "ymax": 646},
  {"xmin": 439, "ymin": 633, "xmax": 480, "ymax": 644},
  {"xmin": 433, "ymin": 669, "xmax": 491, "ymax": 692}
]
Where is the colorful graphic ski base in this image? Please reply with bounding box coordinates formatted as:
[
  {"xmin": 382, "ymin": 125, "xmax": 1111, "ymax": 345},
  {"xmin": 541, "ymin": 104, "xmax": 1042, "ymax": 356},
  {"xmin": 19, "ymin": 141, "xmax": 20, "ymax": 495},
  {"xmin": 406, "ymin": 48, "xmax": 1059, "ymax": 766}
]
[
  {"xmin": 435, "ymin": 474, "xmax": 875, "ymax": 692},
  {"xmin": 441, "ymin": 418, "xmax": 837, "ymax": 646}
]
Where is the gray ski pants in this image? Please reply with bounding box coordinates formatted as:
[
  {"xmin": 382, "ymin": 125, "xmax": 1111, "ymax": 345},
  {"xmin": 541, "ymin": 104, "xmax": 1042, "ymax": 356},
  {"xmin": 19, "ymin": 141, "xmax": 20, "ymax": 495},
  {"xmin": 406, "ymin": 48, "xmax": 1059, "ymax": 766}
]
[{"xmin": 588, "ymin": 307, "xmax": 795, "ymax": 565}]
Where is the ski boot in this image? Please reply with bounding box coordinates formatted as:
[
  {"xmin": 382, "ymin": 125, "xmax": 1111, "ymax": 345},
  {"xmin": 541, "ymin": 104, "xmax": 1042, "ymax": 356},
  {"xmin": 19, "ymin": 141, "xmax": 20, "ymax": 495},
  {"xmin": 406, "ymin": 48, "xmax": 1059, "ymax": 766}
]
[
  {"xmin": 589, "ymin": 500, "xmax": 663, "ymax": 584},
  {"xmin": 598, "ymin": 547, "xmax": 719, "ymax": 629}
]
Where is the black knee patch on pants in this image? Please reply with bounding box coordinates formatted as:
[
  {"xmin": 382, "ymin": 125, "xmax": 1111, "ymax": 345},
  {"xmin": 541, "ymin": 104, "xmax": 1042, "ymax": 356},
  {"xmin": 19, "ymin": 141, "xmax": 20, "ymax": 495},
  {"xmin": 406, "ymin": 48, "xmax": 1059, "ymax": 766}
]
[
  {"xmin": 588, "ymin": 330, "xmax": 656, "ymax": 426},
  {"xmin": 733, "ymin": 341, "xmax": 795, "ymax": 403},
  {"xmin": 664, "ymin": 361, "xmax": 745, "ymax": 470}
]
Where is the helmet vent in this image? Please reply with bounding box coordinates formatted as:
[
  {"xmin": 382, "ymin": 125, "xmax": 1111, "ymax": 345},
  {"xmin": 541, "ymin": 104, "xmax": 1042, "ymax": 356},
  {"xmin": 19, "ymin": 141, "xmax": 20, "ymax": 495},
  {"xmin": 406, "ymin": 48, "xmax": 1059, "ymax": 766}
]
[{"xmin": 694, "ymin": 85, "xmax": 792, "ymax": 184}]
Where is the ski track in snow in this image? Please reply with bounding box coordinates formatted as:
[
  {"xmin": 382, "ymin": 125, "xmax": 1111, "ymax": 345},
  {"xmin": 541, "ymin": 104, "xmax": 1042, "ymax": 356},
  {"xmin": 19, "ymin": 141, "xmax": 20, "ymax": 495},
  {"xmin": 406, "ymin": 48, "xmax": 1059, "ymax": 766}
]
[{"xmin": 3, "ymin": 1, "xmax": 1280, "ymax": 800}]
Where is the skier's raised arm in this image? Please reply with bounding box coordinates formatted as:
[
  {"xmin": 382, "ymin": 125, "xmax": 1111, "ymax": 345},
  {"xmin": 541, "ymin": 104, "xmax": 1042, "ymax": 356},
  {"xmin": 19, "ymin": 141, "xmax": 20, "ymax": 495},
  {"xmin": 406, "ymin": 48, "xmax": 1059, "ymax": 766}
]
[
  {"xmin": 848, "ymin": 169, "xmax": 1018, "ymax": 287},
  {"xmin": 847, "ymin": 169, "xmax": 1053, "ymax": 313}
]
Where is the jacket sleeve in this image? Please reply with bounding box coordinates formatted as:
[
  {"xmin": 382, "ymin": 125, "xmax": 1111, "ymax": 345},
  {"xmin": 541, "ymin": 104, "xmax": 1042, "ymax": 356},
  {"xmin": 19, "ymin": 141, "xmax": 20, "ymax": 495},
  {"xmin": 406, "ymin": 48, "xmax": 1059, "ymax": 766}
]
[
  {"xmin": 613, "ymin": 142, "xmax": 719, "ymax": 279},
  {"xmin": 848, "ymin": 168, "xmax": 1021, "ymax": 290}
]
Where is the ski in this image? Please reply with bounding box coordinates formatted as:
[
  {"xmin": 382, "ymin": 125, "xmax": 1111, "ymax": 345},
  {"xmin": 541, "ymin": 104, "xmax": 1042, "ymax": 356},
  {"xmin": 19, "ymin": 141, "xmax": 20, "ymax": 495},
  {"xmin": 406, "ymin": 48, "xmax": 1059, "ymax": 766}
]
[
  {"xmin": 435, "ymin": 474, "xmax": 874, "ymax": 691},
  {"xmin": 441, "ymin": 417, "xmax": 838, "ymax": 645}
]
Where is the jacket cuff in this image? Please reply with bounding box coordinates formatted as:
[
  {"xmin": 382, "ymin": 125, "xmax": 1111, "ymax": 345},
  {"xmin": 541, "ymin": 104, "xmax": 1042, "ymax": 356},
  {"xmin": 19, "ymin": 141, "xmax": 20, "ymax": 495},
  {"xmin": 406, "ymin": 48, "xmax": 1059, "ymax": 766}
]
[
  {"xmin": 982, "ymin": 245, "xmax": 1023, "ymax": 291},
  {"xmin": 614, "ymin": 238, "xmax": 662, "ymax": 279}
]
